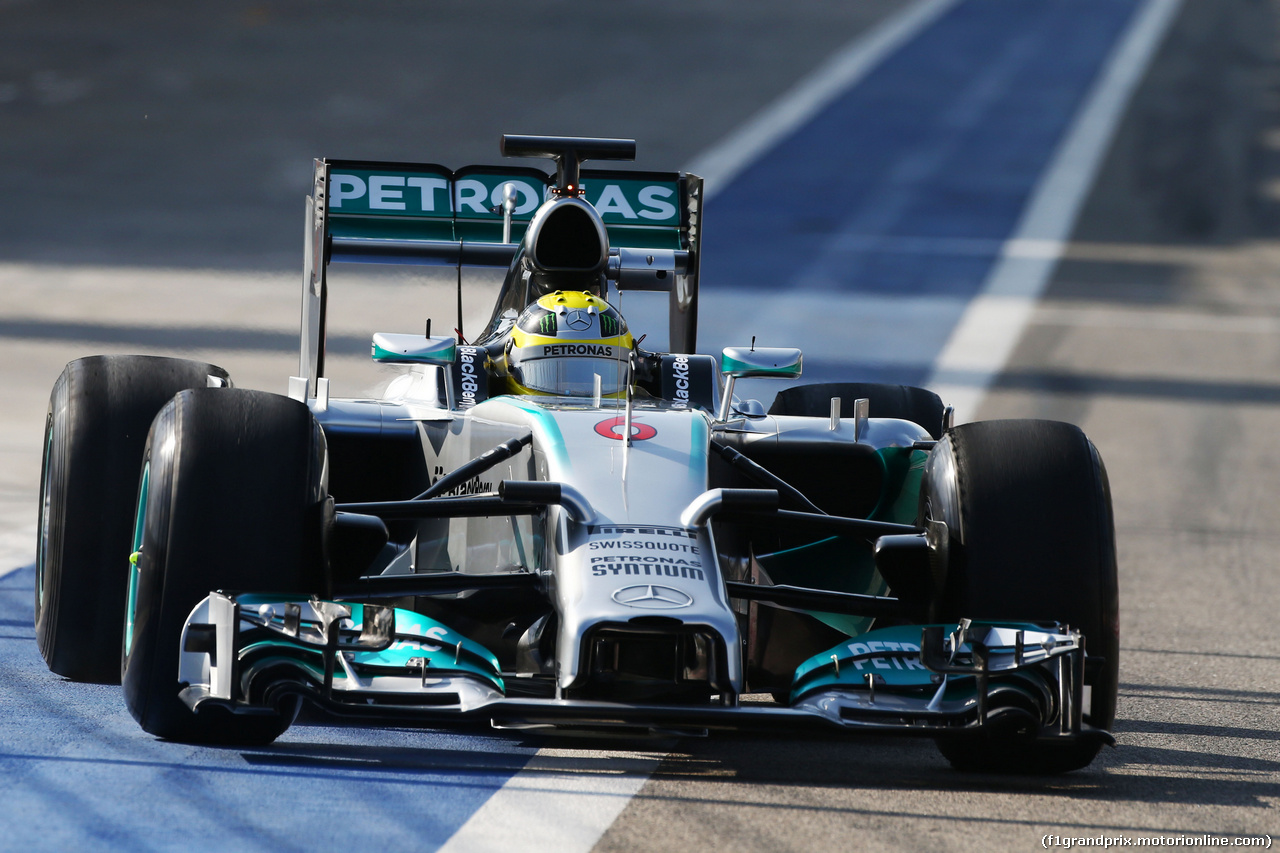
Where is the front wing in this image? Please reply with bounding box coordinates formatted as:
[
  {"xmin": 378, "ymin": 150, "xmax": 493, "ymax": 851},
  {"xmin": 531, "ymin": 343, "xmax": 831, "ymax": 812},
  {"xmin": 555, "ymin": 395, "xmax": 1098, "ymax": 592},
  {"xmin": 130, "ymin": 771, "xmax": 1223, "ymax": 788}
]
[{"xmin": 176, "ymin": 593, "xmax": 1112, "ymax": 747}]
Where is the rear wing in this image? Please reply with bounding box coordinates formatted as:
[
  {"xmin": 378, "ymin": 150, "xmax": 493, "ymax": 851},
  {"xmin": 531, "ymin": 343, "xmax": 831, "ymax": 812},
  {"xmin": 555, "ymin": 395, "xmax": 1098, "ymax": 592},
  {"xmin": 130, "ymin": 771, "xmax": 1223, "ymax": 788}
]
[{"xmin": 300, "ymin": 158, "xmax": 703, "ymax": 396}]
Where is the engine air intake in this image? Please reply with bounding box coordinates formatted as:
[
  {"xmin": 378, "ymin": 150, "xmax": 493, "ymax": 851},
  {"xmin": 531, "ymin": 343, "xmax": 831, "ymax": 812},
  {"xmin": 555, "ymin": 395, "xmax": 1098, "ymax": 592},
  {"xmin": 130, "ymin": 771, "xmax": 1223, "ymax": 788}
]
[{"xmin": 526, "ymin": 198, "xmax": 609, "ymax": 273}]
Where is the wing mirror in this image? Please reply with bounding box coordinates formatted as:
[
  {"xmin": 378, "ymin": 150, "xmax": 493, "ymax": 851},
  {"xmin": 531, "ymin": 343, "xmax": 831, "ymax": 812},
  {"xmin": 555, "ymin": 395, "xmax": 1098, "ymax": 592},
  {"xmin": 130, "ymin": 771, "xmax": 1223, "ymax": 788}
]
[
  {"xmin": 718, "ymin": 346, "xmax": 802, "ymax": 421},
  {"xmin": 721, "ymin": 346, "xmax": 803, "ymax": 379},
  {"xmin": 371, "ymin": 333, "xmax": 457, "ymax": 366}
]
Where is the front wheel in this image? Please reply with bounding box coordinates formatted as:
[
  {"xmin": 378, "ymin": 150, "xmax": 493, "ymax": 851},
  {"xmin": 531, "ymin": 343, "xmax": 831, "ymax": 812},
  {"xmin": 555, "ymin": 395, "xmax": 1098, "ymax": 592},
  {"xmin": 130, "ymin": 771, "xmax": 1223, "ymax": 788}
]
[
  {"xmin": 35, "ymin": 355, "xmax": 230, "ymax": 683},
  {"xmin": 121, "ymin": 388, "xmax": 327, "ymax": 744},
  {"xmin": 925, "ymin": 419, "xmax": 1118, "ymax": 773}
]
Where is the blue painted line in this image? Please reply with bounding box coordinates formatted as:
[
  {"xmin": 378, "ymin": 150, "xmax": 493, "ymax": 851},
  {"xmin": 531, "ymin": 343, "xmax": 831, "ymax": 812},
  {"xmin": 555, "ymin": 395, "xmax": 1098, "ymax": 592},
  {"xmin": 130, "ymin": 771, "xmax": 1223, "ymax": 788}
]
[
  {"xmin": 0, "ymin": 566, "xmax": 539, "ymax": 851},
  {"xmin": 701, "ymin": 0, "xmax": 1141, "ymax": 383}
]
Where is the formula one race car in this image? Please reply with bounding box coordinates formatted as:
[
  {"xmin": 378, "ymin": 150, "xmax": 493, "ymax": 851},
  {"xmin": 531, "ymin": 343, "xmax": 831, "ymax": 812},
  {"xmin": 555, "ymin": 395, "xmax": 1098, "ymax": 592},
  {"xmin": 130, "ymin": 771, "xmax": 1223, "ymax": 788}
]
[{"xmin": 35, "ymin": 135, "xmax": 1118, "ymax": 773}]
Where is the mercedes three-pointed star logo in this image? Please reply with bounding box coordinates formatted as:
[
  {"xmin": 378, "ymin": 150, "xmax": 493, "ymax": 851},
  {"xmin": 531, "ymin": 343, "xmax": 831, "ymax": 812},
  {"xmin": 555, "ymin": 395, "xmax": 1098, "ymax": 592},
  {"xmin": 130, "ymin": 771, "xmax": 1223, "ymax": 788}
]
[
  {"xmin": 611, "ymin": 584, "xmax": 694, "ymax": 610},
  {"xmin": 563, "ymin": 309, "xmax": 592, "ymax": 331}
]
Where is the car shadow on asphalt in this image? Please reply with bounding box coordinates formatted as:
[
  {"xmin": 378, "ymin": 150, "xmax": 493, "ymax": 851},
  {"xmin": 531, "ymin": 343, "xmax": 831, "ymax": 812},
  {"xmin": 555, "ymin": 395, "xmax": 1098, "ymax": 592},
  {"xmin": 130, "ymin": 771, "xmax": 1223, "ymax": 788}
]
[
  {"xmin": 624, "ymin": 725, "xmax": 1280, "ymax": 811},
  {"xmin": 240, "ymin": 717, "xmax": 1280, "ymax": 812}
]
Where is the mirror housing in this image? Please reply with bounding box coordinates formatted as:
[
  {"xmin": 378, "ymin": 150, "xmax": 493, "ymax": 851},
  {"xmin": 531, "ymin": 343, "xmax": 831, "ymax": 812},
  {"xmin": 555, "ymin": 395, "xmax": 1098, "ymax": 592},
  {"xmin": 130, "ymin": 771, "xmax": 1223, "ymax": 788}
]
[
  {"xmin": 720, "ymin": 346, "xmax": 803, "ymax": 379},
  {"xmin": 372, "ymin": 333, "xmax": 457, "ymax": 365},
  {"xmin": 717, "ymin": 346, "xmax": 803, "ymax": 422}
]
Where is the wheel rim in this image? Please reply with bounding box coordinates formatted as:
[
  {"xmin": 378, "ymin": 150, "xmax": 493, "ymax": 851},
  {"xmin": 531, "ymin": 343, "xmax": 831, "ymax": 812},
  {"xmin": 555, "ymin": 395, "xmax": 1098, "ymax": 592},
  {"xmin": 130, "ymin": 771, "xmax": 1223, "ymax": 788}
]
[
  {"xmin": 35, "ymin": 417, "xmax": 53, "ymax": 615},
  {"xmin": 124, "ymin": 462, "xmax": 149, "ymax": 657}
]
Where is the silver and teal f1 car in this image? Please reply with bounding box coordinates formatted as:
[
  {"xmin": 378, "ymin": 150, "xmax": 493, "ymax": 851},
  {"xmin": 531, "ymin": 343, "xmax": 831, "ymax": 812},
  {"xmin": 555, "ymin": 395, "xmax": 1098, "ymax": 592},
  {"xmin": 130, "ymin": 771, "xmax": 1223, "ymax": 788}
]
[{"xmin": 35, "ymin": 135, "xmax": 1118, "ymax": 773}]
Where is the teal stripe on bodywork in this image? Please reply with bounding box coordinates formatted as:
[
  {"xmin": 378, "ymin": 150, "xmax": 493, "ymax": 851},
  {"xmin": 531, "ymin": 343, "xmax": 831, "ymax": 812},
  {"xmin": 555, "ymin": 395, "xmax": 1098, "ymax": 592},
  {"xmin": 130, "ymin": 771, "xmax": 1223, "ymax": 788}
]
[
  {"xmin": 689, "ymin": 411, "xmax": 710, "ymax": 473},
  {"xmin": 789, "ymin": 621, "xmax": 1053, "ymax": 705},
  {"xmin": 720, "ymin": 354, "xmax": 802, "ymax": 377},
  {"xmin": 869, "ymin": 446, "xmax": 927, "ymax": 523},
  {"xmin": 492, "ymin": 396, "xmax": 572, "ymax": 476},
  {"xmin": 371, "ymin": 342, "xmax": 456, "ymax": 364},
  {"xmin": 755, "ymin": 536, "xmax": 885, "ymax": 637},
  {"xmin": 754, "ymin": 446, "xmax": 926, "ymax": 637},
  {"xmin": 231, "ymin": 599, "xmax": 505, "ymax": 692}
]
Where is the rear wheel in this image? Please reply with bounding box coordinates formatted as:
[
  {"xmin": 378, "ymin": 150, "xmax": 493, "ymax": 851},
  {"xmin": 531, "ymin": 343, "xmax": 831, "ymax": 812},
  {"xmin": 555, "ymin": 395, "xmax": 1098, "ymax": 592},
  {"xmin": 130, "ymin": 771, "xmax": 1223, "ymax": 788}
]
[
  {"xmin": 121, "ymin": 388, "xmax": 327, "ymax": 744},
  {"xmin": 769, "ymin": 382, "xmax": 945, "ymax": 438},
  {"xmin": 928, "ymin": 419, "xmax": 1118, "ymax": 773},
  {"xmin": 35, "ymin": 355, "xmax": 230, "ymax": 683}
]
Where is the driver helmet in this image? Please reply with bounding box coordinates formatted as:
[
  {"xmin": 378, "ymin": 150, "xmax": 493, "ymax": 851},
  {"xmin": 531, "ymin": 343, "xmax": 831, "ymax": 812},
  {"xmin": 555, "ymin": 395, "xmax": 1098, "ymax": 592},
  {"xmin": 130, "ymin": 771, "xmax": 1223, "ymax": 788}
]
[{"xmin": 507, "ymin": 291, "xmax": 633, "ymax": 397}]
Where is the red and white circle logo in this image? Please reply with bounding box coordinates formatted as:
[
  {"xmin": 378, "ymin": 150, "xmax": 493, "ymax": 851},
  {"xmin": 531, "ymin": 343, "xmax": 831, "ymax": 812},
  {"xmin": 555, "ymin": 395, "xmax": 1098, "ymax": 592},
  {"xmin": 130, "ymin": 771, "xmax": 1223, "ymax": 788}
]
[{"xmin": 594, "ymin": 417, "xmax": 657, "ymax": 441}]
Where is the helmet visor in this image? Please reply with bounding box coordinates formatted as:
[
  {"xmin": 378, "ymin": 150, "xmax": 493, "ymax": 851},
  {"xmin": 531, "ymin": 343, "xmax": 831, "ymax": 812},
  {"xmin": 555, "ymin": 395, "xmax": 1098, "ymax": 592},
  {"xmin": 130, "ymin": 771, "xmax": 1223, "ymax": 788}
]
[{"xmin": 511, "ymin": 355, "xmax": 627, "ymax": 397}]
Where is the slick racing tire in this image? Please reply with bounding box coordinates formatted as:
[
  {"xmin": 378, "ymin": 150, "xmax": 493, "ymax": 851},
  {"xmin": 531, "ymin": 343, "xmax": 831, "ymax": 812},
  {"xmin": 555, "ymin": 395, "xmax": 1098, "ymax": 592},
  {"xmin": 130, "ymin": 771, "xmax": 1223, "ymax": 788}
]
[
  {"xmin": 35, "ymin": 355, "xmax": 231, "ymax": 684},
  {"xmin": 121, "ymin": 388, "xmax": 327, "ymax": 745},
  {"xmin": 927, "ymin": 419, "xmax": 1118, "ymax": 774},
  {"xmin": 769, "ymin": 382, "xmax": 946, "ymax": 438}
]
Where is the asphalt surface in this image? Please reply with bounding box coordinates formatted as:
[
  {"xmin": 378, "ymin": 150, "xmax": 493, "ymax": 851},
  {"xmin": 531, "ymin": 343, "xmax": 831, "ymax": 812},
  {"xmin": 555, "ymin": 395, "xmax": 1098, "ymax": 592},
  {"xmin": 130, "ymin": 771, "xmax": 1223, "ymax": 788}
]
[{"xmin": 1, "ymin": 0, "xmax": 1277, "ymax": 850}]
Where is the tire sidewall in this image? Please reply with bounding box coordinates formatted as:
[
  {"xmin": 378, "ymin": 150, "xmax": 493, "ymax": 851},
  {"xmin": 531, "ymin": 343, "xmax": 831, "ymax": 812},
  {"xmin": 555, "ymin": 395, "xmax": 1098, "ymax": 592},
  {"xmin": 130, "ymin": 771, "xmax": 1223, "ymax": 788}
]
[
  {"xmin": 33, "ymin": 404, "xmax": 61, "ymax": 650},
  {"xmin": 121, "ymin": 404, "xmax": 178, "ymax": 734},
  {"xmin": 923, "ymin": 419, "xmax": 1119, "ymax": 772},
  {"xmin": 35, "ymin": 355, "xmax": 231, "ymax": 683},
  {"xmin": 924, "ymin": 420, "xmax": 1118, "ymax": 727},
  {"xmin": 121, "ymin": 388, "xmax": 324, "ymax": 743}
]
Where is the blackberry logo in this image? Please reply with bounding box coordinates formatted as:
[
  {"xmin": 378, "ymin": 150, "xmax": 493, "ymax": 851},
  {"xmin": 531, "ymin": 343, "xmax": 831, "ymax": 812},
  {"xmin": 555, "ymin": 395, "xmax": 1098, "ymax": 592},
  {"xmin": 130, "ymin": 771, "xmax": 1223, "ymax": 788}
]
[
  {"xmin": 458, "ymin": 347, "xmax": 481, "ymax": 409},
  {"xmin": 671, "ymin": 356, "xmax": 690, "ymax": 409}
]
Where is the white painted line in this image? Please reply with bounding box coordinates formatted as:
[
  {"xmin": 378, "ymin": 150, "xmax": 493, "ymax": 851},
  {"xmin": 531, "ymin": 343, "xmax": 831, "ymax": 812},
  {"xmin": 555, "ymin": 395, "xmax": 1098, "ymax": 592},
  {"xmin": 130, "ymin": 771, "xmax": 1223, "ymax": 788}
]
[
  {"xmin": 434, "ymin": 748, "xmax": 665, "ymax": 853},
  {"xmin": 686, "ymin": 0, "xmax": 962, "ymax": 200},
  {"xmin": 697, "ymin": 289, "xmax": 966, "ymax": 374},
  {"xmin": 1031, "ymin": 306, "xmax": 1280, "ymax": 335},
  {"xmin": 0, "ymin": 521, "xmax": 35, "ymax": 579},
  {"xmin": 1, "ymin": 562, "xmax": 32, "ymax": 580},
  {"xmin": 925, "ymin": 0, "xmax": 1185, "ymax": 422}
]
